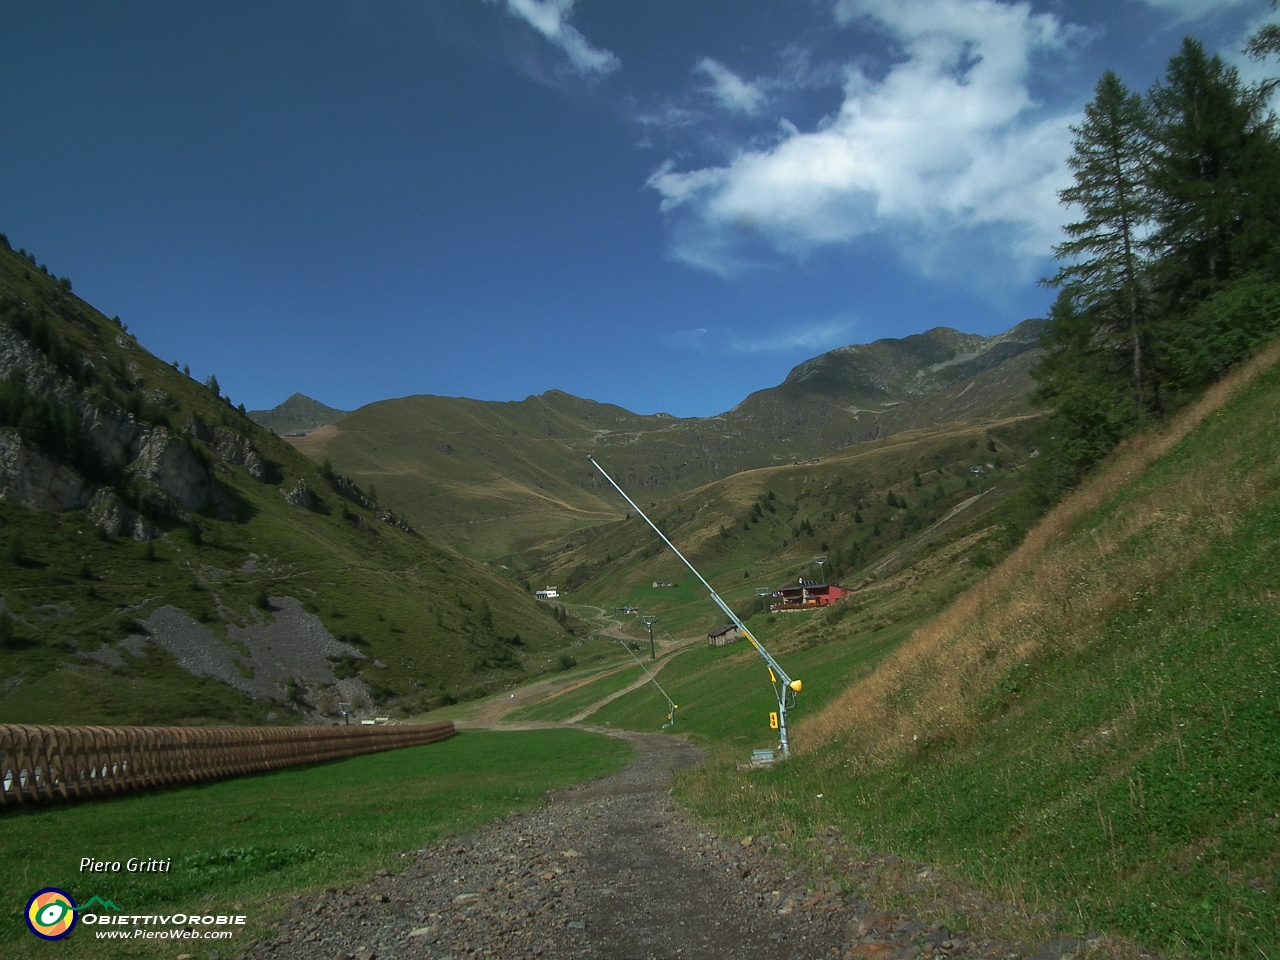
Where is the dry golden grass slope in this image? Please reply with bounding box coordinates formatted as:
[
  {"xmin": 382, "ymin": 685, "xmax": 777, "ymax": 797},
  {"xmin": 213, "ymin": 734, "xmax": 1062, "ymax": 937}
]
[{"xmin": 798, "ymin": 338, "xmax": 1280, "ymax": 757}]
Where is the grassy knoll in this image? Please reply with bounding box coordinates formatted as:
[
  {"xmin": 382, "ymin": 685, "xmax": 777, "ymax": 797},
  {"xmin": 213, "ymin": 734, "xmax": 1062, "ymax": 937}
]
[
  {"xmin": 2, "ymin": 728, "xmax": 631, "ymax": 958},
  {"xmin": 672, "ymin": 345, "xmax": 1280, "ymax": 958}
]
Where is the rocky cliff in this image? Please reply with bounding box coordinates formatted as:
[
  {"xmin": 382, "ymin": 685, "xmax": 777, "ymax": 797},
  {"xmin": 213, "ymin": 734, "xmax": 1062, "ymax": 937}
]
[{"xmin": 0, "ymin": 298, "xmax": 273, "ymax": 538}]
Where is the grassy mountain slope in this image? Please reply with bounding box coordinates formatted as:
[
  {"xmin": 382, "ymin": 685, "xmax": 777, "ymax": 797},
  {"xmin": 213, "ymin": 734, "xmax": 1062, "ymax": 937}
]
[
  {"xmin": 303, "ymin": 323, "xmax": 1043, "ymax": 558},
  {"xmin": 661, "ymin": 341, "xmax": 1280, "ymax": 957},
  {"xmin": 503, "ymin": 413, "xmax": 1042, "ymax": 665},
  {"xmin": 0, "ymin": 240, "xmax": 591, "ymax": 725},
  {"xmin": 296, "ymin": 390, "xmax": 666, "ymax": 559}
]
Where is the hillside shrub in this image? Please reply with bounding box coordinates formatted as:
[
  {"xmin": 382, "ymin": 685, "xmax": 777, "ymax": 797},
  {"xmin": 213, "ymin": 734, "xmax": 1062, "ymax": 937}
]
[
  {"xmin": 1162, "ymin": 275, "xmax": 1280, "ymax": 396},
  {"xmin": 328, "ymin": 654, "xmax": 362, "ymax": 680}
]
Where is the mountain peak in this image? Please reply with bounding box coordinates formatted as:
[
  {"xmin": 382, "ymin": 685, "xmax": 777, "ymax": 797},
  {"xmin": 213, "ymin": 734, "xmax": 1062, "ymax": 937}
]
[
  {"xmin": 775, "ymin": 321, "xmax": 1042, "ymax": 401},
  {"xmin": 249, "ymin": 394, "xmax": 349, "ymax": 436}
]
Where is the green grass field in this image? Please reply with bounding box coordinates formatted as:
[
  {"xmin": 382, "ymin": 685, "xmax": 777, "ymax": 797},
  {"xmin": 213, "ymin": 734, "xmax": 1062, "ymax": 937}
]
[
  {"xmin": 505, "ymin": 664, "xmax": 643, "ymax": 722},
  {"xmin": 2, "ymin": 728, "xmax": 631, "ymax": 958},
  {"xmin": 589, "ymin": 618, "xmax": 916, "ymax": 748}
]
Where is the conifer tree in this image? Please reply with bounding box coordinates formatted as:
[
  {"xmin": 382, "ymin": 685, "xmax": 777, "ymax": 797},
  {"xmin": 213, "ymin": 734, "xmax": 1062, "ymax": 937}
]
[
  {"xmin": 1036, "ymin": 36, "xmax": 1280, "ymax": 481},
  {"xmin": 1146, "ymin": 39, "xmax": 1278, "ymax": 298},
  {"xmin": 1047, "ymin": 70, "xmax": 1154, "ymax": 408},
  {"xmin": 1033, "ymin": 291, "xmax": 1137, "ymax": 469}
]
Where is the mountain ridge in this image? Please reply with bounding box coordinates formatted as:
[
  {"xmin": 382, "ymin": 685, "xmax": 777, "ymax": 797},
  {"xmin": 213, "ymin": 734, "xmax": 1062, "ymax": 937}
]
[{"xmin": 288, "ymin": 321, "xmax": 1046, "ymax": 557}]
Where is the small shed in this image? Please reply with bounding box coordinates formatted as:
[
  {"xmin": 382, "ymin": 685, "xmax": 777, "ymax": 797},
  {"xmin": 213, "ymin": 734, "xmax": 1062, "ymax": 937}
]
[{"xmin": 707, "ymin": 623, "xmax": 743, "ymax": 647}]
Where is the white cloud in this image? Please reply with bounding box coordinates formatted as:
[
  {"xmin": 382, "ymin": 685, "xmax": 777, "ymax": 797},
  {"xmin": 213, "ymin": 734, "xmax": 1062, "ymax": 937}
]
[
  {"xmin": 649, "ymin": 0, "xmax": 1083, "ymax": 282},
  {"xmin": 695, "ymin": 58, "xmax": 766, "ymax": 115},
  {"xmin": 1134, "ymin": 0, "xmax": 1257, "ymax": 22},
  {"xmin": 662, "ymin": 319, "xmax": 856, "ymax": 355},
  {"xmin": 635, "ymin": 106, "xmax": 706, "ymax": 130},
  {"xmin": 663, "ymin": 327, "xmax": 711, "ymax": 350},
  {"xmin": 497, "ymin": 0, "xmax": 619, "ymax": 76},
  {"xmin": 727, "ymin": 318, "xmax": 857, "ymax": 354}
]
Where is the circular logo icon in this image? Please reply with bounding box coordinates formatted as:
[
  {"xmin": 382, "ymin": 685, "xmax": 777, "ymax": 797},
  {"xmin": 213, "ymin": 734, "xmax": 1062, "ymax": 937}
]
[{"xmin": 26, "ymin": 888, "xmax": 77, "ymax": 940}]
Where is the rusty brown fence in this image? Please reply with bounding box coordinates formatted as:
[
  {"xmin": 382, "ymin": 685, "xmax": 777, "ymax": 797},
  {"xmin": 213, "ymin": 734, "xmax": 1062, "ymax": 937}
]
[{"xmin": 0, "ymin": 721, "xmax": 456, "ymax": 808}]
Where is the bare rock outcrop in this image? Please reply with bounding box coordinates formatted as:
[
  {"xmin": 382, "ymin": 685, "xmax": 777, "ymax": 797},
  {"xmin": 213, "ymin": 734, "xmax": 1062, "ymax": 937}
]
[
  {"xmin": 129, "ymin": 429, "xmax": 215, "ymax": 512},
  {"xmin": 185, "ymin": 412, "xmax": 271, "ymax": 482},
  {"xmin": 131, "ymin": 598, "xmax": 372, "ymax": 712},
  {"xmin": 87, "ymin": 489, "xmax": 160, "ymax": 541},
  {"xmin": 210, "ymin": 425, "xmax": 269, "ymax": 481},
  {"xmin": 0, "ymin": 325, "xmax": 75, "ymax": 403},
  {"xmin": 0, "ymin": 323, "xmax": 242, "ymax": 529},
  {"xmin": 0, "ymin": 429, "xmax": 94, "ymax": 511},
  {"xmin": 283, "ymin": 479, "xmax": 314, "ymax": 509},
  {"xmin": 83, "ymin": 403, "xmax": 147, "ymax": 469}
]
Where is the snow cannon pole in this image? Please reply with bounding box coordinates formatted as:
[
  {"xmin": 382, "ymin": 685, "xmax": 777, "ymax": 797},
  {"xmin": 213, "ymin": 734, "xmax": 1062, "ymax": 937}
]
[{"xmin": 587, "ymin": 456, "xmax": 801, "ymax": 757}]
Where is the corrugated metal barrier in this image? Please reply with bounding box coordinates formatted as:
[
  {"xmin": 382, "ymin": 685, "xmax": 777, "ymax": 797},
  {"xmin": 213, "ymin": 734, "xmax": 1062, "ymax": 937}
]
[{"xmin": 0, "ymin": 721, "xmax": 456, "ymax": 807}]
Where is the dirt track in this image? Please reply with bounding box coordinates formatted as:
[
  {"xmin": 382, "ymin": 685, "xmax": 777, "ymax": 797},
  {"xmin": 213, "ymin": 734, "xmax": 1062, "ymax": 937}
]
[
  {"xmin": 250, "ymin": 734, "xmax": 854, "ymax": 959},
  {"xmin": 245, "ymin": 734, "xmax": 1111, "ymax": 960}
]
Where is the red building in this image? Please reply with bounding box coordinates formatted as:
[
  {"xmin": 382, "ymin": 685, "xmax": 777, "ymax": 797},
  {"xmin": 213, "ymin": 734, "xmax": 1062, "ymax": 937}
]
[{"xmin": 768, "ymin": 579, "xmax": 853, "ymax": 612}]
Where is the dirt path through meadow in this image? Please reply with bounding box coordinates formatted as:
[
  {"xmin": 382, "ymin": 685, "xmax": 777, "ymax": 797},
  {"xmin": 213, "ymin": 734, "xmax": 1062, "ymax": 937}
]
[
  {"xmin": 246, "ymin": 734, "xmax": 1112, "ymax": 960},
  {"xmin": 249, "ymin": 735, "xmax": 857, "ymax": 959}
]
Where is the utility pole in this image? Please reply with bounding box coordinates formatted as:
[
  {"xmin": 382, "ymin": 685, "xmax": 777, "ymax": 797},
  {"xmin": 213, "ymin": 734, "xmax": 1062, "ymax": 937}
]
[
  {"xmin": 641, "ymin": 615, "xmax": 659, "ymax": 660},
  {"xmin": 813, "ymin": 556, "xmax": 827, "ymax": 585}
]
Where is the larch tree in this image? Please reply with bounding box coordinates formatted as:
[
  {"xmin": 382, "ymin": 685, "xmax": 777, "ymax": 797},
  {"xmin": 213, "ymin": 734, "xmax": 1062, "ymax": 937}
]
[{"xmin": 1048, "ymin": 70, "xmax": 1155, "ymax": 410}]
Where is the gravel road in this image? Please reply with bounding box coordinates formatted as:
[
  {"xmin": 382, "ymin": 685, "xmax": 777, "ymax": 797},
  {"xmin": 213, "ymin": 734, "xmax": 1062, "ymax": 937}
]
[{"xmin": 244, "ymin": 734, "xmax": 1119, "ymax": 960}]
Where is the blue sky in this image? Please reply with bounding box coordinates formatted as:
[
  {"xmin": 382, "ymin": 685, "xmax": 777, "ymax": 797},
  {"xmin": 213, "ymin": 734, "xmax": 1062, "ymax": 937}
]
[{"xmin": 1, "ymin": 0, "xmax": 1275, "ymax": 417}]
